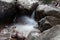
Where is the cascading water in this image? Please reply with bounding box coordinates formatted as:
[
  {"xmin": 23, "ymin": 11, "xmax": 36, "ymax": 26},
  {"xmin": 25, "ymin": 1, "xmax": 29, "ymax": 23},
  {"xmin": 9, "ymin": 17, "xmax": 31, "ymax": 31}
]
[
  {"xmin": 13, "ymin": 11, "xmax": 39, "ymax": 38},
  {"xmin": 31, "ymin": 11, "xmax": 35, "ymax": 19}
]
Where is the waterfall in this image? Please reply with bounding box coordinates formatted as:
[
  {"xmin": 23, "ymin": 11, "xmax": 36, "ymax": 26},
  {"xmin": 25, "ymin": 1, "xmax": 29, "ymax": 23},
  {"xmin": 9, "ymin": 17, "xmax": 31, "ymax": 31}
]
[
  {"xmin": 13, "ymin": 16, "xmax": 39, "ymax": 37},
  {"xmin": 21, "ymin": 16, "xmax": 37, "ymax": 25},
  {"xmin": 31, "ymin": 11, "xmax": 35, "ymax": 19},
  {"xmin": 12, "ymin": 10, "xmax": 39, "ymax": 38}
]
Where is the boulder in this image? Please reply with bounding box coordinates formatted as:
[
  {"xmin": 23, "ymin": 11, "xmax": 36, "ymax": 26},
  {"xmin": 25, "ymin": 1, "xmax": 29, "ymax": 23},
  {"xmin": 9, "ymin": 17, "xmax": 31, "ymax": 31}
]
[
  {"xmin": 17, "ymin": 0, "xmax": 38, "ymax": 10},
  {"xmin": 0, "ymin": 1, "xmax": 16, "ymax": 24},
  {"xmin": 39, "ymin": 25, "xmax": 60, "ymax": 40},
  {"xmin": 35, "ymin": 5, "xmax": 60, "ymax": 21},
  {"xmin": 36, "ymin": 16, "xmax": 60, "ymax": 32},
  {"xmin": 16, "ymin": 0, "xmax": 39, "ymax": 17}
]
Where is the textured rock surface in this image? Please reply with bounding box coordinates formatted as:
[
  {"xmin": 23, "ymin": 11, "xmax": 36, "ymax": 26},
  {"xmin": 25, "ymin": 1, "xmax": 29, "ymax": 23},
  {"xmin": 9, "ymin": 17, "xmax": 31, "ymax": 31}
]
[
  {"xmin": 16, "ymin": 0, "xmax": 39, "ymax": 17},
  {"xmin": 17, "ymin": 0, "xmax": 38, "ymax": 9},
  {"xmin": 35, "ymin": 5, "xmax": 60, "ymax": 21},
  {"xmin": 39, "ymin": 25, "xmax": 60, "ymax": 40},
  {"xmin": 26, "ymin": 32, "xmax": 40, "ymax": 40},
  {"xmin": 37, "ymin": 16, "xmax": 60, "ymax": 32},
  {"xmin": 27, "ymin": 25, "xmax": 60, "ymax": 40},
  {"xmin": 0, "ymin": 1, "xmax": 16, "ymax": 24}
]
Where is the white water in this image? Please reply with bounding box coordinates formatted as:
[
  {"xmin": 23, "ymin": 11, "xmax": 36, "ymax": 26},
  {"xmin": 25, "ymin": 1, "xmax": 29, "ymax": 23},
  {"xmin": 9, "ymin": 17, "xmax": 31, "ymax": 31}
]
[
  {"xmin": 14, "ymin": 15, "xmax": 39, "ymax": 37},
  {"xmin": 31, "ymin": 11, "xmax": 35, "ymax": 19}
]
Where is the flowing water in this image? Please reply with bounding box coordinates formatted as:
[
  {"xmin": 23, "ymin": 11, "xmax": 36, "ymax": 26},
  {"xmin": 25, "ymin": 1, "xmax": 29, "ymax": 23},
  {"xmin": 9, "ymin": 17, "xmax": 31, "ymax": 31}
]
[
  {"xmin": 31, "ymin": 11, "xmax": 35, "ymax": 19},
  {"xmin": 0, "ymin": 10, "xmax": 38, "ymax": 40},
  {"xmin": 14, "ymin": 11, "xmax": 39, "ymax": 37}
]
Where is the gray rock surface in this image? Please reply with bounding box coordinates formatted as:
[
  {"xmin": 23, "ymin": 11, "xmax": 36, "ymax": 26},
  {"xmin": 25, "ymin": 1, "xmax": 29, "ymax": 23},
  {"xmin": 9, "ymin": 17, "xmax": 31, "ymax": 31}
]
[
  {"xmin": 27, "ymin": 25, "xmax": 60, "ymax": 40},
  {"xmin": 37, "ymin": 16, "xmax": 60, "ymax": 32},
  {"xmin": 17, "ymin": 0, "xmax": 38, "ymax": 10},
  {"xmin": 39, "ymin": 25, "xmax": 60, "ymax": 40},
  {"xmin": 35, "ymin": 5, "xmax": 60, "ymax": 21},
  {"xmin": 16, "ymin": 0, "xmax": 39, "ymax": 17}
]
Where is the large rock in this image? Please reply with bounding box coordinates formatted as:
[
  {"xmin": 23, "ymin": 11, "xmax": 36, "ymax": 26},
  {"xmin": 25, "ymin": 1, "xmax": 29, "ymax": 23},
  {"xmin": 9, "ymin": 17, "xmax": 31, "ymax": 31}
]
[
  {"xmin": 50, "ymin": 0, "xmax": 60, "ymax": 7},
  {"xmin": 0, "ymin": 1, "xmax": 16, "ymax": 24},
  {"xmin": 39, "ymin": 25, "xmax": 60, "ymax": 40},
  {"xmin": 35, "ymin": 5, "xmax": 60, "ymax": 21},
  {"xmin": 16, "ymin": 0, "xmax": 39, "ymax": 17},
  {"xmin": 36, "ymin": 16, "xmax": 60, "ymax": 32},
  {"xmin": 17, "ymin": 0, "xmax": 38, "ymax": 10},
  {"xmin": 27, "ymin": 25, "xmax": 60, "ymax": 40}
]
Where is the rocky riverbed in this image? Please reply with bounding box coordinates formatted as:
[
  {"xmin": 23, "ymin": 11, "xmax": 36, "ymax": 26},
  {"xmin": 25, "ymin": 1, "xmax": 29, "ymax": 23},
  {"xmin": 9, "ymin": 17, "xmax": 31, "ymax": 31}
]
[{"xmin": 0, "ymin": 0, "xmax": 60, "ymax": 40}]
